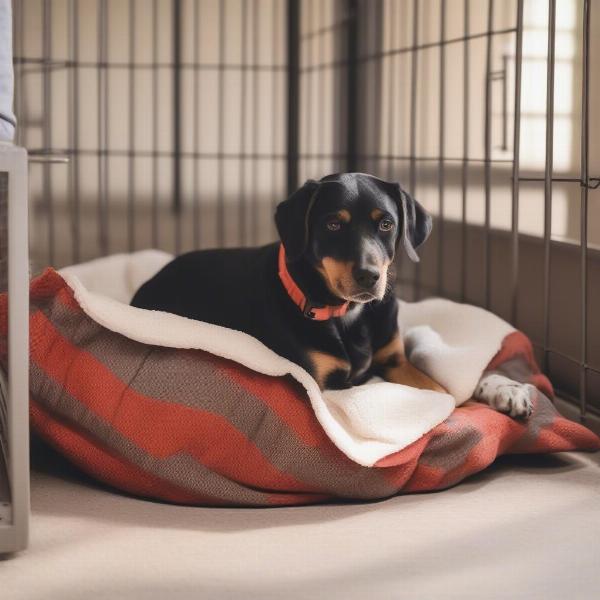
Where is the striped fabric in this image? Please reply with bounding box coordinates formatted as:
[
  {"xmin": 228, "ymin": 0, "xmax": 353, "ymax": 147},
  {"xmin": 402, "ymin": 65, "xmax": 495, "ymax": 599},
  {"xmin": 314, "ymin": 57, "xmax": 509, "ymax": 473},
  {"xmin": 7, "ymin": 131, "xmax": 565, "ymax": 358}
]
[{"xmin": 1, "ymin": 268, "xmax": 598, "ymax": 507}]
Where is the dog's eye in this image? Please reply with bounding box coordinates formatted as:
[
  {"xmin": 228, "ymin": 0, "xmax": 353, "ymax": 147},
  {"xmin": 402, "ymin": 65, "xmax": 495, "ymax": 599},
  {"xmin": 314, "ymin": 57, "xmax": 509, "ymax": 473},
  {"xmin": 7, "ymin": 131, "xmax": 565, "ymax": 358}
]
[
  {"xmin": 326, "ymin": 219, "xmax": 342, "ymax": 232},
  {"xmin": 379, "ymin": 219, "xmax": 394, "ymax": 232}
]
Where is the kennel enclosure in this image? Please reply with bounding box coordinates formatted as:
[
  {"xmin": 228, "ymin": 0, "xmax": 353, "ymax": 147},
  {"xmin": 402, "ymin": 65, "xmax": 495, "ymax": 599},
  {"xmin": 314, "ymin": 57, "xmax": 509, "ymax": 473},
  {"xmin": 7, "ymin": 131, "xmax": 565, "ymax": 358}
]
[{"xmin": 1, "ymin": 0, "xmax": 599, "ymax": 552}]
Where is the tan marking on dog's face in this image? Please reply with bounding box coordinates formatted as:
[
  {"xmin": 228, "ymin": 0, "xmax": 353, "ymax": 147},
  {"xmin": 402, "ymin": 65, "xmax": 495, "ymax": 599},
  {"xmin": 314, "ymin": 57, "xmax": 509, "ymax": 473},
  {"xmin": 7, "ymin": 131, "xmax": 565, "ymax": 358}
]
[
  {"xmin": 317, "ymin": 257, "xmax": 355, "ymax": 299},
  {"xmin": 370, "ymin": 208, "xmax": 384, "ymax": 221},
  {"xmin": 337, "ymin": 209, "xmax": 351, "ymax": 223},
  {"xmin": 318, "ymin": 254, "xmax": 391, "ymax": 303},
  {"xmin": 308, "ymin": 350, "xmax": 350, "ymax": 389}
]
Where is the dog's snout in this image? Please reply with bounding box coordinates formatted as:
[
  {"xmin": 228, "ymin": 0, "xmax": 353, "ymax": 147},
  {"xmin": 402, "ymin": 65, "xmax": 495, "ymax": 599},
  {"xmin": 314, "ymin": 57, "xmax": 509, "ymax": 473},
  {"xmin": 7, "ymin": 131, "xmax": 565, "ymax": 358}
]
[{"xmin": 353, "ymin": 266, "xmax": 380, "ymax": 289}]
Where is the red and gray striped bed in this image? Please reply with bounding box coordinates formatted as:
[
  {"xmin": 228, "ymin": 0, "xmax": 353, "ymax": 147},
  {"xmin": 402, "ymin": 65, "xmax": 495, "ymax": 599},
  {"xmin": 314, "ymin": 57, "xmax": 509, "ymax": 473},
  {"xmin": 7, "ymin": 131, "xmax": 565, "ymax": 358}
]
[{"xmin": 1, "ymin": 267, "xmax": 598, "ymax": 507}]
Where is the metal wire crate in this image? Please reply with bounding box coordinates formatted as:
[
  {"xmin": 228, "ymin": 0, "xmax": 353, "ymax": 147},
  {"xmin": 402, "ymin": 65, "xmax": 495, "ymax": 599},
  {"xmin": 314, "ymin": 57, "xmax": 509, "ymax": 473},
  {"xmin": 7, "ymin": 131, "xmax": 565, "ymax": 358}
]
[{"xmin": 5, "ymin": 3, "xmax": 599, "ymax": 557}]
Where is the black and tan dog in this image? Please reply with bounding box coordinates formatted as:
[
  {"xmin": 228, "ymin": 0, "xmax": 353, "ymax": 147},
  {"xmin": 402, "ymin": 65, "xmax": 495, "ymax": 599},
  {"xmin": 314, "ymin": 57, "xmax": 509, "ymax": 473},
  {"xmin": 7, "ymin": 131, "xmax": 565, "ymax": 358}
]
[{"xmin": 131, "ymin": 172, "xmax": 445, "ymax": 393}]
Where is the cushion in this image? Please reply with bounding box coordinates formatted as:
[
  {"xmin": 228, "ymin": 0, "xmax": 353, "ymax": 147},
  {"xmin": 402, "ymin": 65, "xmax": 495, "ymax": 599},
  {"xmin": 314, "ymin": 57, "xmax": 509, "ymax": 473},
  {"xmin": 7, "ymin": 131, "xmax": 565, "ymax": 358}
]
[{"xmin": 0, "ymin": 268, "xmax": 598, "ymax": 507}]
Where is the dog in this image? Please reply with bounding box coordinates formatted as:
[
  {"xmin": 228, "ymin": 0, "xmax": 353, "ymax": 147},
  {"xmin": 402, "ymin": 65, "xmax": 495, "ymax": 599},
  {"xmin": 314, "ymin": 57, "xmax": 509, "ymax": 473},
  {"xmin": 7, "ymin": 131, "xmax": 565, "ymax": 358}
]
[{"xmin": 131, "ymin": 173, "xmax": 533, "ymax": 417}]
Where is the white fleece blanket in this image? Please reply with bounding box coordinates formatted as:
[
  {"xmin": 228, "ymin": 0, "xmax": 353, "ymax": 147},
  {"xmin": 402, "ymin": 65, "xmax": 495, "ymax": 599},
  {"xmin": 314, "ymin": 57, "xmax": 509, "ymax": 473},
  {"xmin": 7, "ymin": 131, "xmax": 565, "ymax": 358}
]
[{"xmin": 60, "ymin": 250, "xmax": 514, "ymax": 467}]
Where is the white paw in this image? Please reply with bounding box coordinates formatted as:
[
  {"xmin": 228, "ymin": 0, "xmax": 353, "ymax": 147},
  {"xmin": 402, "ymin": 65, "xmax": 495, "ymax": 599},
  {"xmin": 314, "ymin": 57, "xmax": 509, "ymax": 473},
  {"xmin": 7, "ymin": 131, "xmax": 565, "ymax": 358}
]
[{"xmin": 475, "ymin": 374, "xmax": 535, "ymax": 419}]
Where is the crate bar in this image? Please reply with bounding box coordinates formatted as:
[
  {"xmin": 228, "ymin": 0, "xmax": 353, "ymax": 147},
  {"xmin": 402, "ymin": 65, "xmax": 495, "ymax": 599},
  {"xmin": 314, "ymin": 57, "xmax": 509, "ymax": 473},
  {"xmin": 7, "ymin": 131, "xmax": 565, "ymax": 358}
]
[
  {"xmin": 385, "ymin": 0, "xmax": 396, "ymax": 180},
  {"xmin": 20, "ymin": 60, "xmax": 288, "ymax": 72},
  {"xmin": 152, "ymin": 0, "xmax": 159, "ymax": 247},
  {"xmin": 286, "ymin": 0, "xmax": 300, "ymax": 195},
  {"xmin": 68, "ymin": 0, "xmax": 81, "ymax": 264},
  {"xmin": 42, "ymin": 0, "xmax": 54, "ymax": 265},
  {"xmin": 483, "ymin": 0, "xmax": 494, "ymax": 309},
  {"xmin": 13, "ymin": 0, "xmax": 24, "ymax": 147},
  {"xmin": 309, "ymin": 0, "xmax": 317, "ymax": 177},
  {"xmin": 271, "ymin": 0, "xmax": 280, "ymax": 217},
  {"xmin": 239, "ymin": 0, "xmax": 249, "ymax": 245},
  {"xmin": 251, "ymin": 0, "xmax": 259, "ymax": 244},
  {"xmin": 510, "ymin": 0, "xmax": 524, "ymax": 324},
  {"xmin": 364, "ymin": 1, "xmax": 375, "ymax": 175},
  {"xmin": 461, "ymin": 0, "xmax": 470, "ymax": 302},
  {"xmin": 97, "ymin": 0, "xmax": 109, "ymax": 256},
  {"xmin": 301, "ymin": 26, "xmax": 519, "ymax": 73},
  {"xmin": 192, "ymin": 0, "xmax": 201, "ymax": 248},
  {"xmin": 579, "ymin": 0, "xmax": 591, "ymax": 418},
  {"xmin": 542, "ymin": 0, "xmax": 556, "ymax": 374},
  {"xmin": 2, "ymin": 146, "xmax": 30, "ymax": 553},
  {"xmin": 501, "ymin": 54, "xmax": 508, "ymax": 151},
  {"xmin": 128, "ymin": 0, "xmax": 136, "ymax": 252},
  {"xmin": 216, "ymin": 0, "xmax": 226, "ymax": 246},
  {"xmin": 409, "ymin": 0, "xmax": 419, "ymax": 299},
  {"xmin": 316, "ymin": 0, "xmax": 324, "ymax": 176},
  {"xmin": 172, "ymin": 0, "xmax": 183, "ymax": 253},
  {"xmin": 345, "ymin": 0, "xmax": 358, "ymax": 172},
  {"xmin": 437, "ymin": 0, "xmax": 446, "ymax": 295}
]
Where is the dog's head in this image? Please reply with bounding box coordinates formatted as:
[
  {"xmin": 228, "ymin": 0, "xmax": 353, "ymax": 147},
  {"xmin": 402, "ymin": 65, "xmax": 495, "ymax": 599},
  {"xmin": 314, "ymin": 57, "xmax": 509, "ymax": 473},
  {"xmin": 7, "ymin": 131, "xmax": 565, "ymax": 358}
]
[{"xmin": 275, "ymin": 172, "xmax": 432, "ymax": 303}]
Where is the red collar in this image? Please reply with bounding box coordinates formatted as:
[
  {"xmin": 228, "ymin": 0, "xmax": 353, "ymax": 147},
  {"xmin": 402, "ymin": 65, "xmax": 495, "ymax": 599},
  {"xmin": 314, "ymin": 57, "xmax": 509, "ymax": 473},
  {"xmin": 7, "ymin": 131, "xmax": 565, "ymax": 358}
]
[{"xmin": 277, "ymin": 244, "xmax": 349, "ymax": 320}]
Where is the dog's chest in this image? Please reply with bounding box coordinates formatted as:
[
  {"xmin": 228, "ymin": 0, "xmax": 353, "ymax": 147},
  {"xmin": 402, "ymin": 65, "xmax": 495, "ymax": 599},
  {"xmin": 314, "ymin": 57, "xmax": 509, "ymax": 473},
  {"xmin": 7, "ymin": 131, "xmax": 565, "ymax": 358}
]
[{"xmin": 338, "ymin": 307, "xmax": 373, "ymax": 383}]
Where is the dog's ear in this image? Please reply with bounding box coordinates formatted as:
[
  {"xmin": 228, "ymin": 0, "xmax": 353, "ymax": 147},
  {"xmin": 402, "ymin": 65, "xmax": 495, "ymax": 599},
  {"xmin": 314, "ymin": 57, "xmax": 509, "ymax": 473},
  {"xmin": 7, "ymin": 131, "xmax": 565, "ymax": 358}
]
[
  {"xmin": 275, "ymin": 179, "xmax": 320, "ymax": 260},
  {"xmin": 389, "ymin": 183, "xmax": 432, "ymax": 262}
]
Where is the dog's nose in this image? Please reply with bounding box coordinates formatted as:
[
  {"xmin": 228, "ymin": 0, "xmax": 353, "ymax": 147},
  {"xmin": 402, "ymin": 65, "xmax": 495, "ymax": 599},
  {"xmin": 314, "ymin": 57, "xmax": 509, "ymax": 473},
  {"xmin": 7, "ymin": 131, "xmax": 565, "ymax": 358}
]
[{"xmin": 353, "ymin": 266, "xmax": 380, "ymax": 289}]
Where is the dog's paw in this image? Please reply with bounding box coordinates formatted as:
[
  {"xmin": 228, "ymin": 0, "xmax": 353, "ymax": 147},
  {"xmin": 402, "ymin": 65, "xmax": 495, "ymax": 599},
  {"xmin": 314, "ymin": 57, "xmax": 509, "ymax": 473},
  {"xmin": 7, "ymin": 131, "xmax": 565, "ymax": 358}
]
[{"xmin": 475, "ymin": 373, "xmax": 535, "ymax": 419}]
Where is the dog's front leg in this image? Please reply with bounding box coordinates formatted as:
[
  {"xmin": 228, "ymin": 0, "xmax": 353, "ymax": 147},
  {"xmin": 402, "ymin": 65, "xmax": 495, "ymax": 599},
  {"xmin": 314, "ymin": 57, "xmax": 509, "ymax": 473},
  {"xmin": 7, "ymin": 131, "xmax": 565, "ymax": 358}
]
[{"xmin": 373, "ymin": 334, "xmax": 447, "ymax": 393}]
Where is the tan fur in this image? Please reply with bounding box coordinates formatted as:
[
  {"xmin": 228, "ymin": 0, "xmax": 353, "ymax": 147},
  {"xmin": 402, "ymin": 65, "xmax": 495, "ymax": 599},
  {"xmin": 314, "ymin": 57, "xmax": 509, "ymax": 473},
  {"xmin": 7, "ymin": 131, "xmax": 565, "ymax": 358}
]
[
  {"xmin": 370, "ymin": 208, "xmax": 384, "ymax": 221},
  {"xmin": 308, "ymin": 350, "xmax": 350, "ymax": 388},
  {"xmin": 317, "ymin": 257, "xmax": 354, "ymax": 297},
  {"xmin": 373, "ymin": 334, "xmax": 446, "ymax": 393},
  {"xmin": 373, "ymin": 334, "xmax": 405, "ymax": 364}
]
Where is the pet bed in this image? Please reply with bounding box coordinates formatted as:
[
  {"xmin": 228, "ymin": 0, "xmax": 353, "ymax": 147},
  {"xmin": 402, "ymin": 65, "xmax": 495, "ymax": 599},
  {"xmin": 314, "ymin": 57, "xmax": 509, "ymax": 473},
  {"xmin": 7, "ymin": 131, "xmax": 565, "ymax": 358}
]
[{"xmin": 0, "ymin": 250, "xmax": 597, "ymax": 507}]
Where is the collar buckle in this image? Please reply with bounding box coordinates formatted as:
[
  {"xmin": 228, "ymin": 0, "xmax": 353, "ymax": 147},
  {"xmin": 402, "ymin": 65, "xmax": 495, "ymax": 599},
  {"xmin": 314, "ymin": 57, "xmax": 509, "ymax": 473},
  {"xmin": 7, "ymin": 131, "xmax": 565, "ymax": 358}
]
[{"xmin": 303, "ymin": 301, "xmax": 322, "ymax": 320}]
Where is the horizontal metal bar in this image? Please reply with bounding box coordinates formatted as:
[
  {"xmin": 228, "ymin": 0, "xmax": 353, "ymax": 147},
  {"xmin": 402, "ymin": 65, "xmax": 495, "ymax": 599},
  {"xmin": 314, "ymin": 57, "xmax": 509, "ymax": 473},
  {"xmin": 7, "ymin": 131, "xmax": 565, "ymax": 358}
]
[
  {"xmin": 300, "ymin": 18, "xmax": 350, "ymax": 41},
  {"xmin": 28, "ymin": 155, "xmax": 70, "ymax": 164},
  {"xmin": 25, "ymin": 147, "xmax": 521, "ymax": 164},
  {"xmin": 530, "ymin": 342, "xmax": 600, "ymax": 377},
  {"xmin": 518, "ymin": 176, "xmax": 599, "ymax": 188},
  {"xmin": 301, "ymin": 26, "xmax": 519, "ymax": 73},
  {"xmin": 14, "ymin": 58, "xmax": 286, "ymax": 71}
]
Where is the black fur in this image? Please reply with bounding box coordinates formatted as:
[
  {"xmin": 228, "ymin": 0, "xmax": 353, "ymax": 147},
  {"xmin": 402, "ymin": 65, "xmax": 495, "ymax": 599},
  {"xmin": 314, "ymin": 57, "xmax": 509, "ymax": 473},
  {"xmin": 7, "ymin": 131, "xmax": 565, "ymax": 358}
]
[{"xmin": 131, "ymin": 173, "xmax": 432, "ymax": 389}]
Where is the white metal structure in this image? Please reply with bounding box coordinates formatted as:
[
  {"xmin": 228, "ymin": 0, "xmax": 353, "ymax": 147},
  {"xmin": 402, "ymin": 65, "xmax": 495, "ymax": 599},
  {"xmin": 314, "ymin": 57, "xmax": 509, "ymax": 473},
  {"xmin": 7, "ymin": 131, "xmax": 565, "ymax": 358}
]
[{"xmin": 0, "ymin": 142, "xmax": 29, "ymax": 554}]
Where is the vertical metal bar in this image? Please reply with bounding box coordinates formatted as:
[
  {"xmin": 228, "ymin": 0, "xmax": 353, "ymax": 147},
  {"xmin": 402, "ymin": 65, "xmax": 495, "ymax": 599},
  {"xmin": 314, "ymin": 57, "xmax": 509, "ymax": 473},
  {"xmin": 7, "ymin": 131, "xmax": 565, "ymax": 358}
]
[
  {"xmin": 172, "ymin": 0, "xmax": 183, "ymax": 254},
  {"xmin": 409, "ymin": 0, "xmax": 419, "ymax": 299},
  {"xmin": 128, "ymin": 0, "xmax": 136, "ymax": 252},
  {"xmin": 216, "ymin": 0, "xmax": 226, "ymax": 247},
  {"xmin": 461, "ymin": 0, "xmax": 470, "ymax": 302},
  {"xmin": 385, "ymin": 0, "xmax": 396, "ymax": 180},
  {"xmin": 18, "ymin": 0, "xmax": 26, "ymax": 147},
  {"xmin": 193, "ymin": 0, "xmax": 201, "ymax": 248},
  {"xmin": 152, "ymin": 0, "xmax": 159, "ymax": 248},
  {"xmin": 316, "ymin": 0, "xmax": 324, "ymax": 177},
  {"xmin": 271, "ymin": 0, "xmax": 280, "ymax": 218},
  {"xmin": 251, "ymin": 0, "xmax": 259, "ymax": 244},
  {"xmin": 12, "ymin": 0, "xmax": 21, "ymax": 147},
  {"xmin": 542, "ymin": 0, "xmax": 556, "ymax": 374},
  {"xmin": 483, "ymin": 0, "xmax": 494, "ymax": 309},
  {"xmin": 239, "ymin": 0, "xmax": 249, "ymax": 245},
  {"xmin": 306, "ymin": 0, "xmax": 314, "ymax": 177},
  {"xmin": 69, "ymin": 0, "xmax": 81, "ymax": 264},
  {"xmin": 286, "ymin": 0, "xmax": 301, "ymax": 195},
  {"xmin": 97, "ymin": 0, "xmax": 109, "ymax": 257},
  {"xmin": 437, "ymin": 0, "xmax": 446, "ymax": 296},
  {"xmin": 42, "ymin": 0, "xmax": 54, "ymax": 265},
  {"xmin": 579, "ymin": 0, "xmax": 591, "ymax": 418},
  {"xmin": 501, "ymin": 54, "xmax": 508, "ymax": 151},
  {"xmin": 346, "ymin": 0, "xmax": 358, "ymax": 173},
  {"xmin": 510, "ymin": 0, "xmax": 524, "ymax": 325}
]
